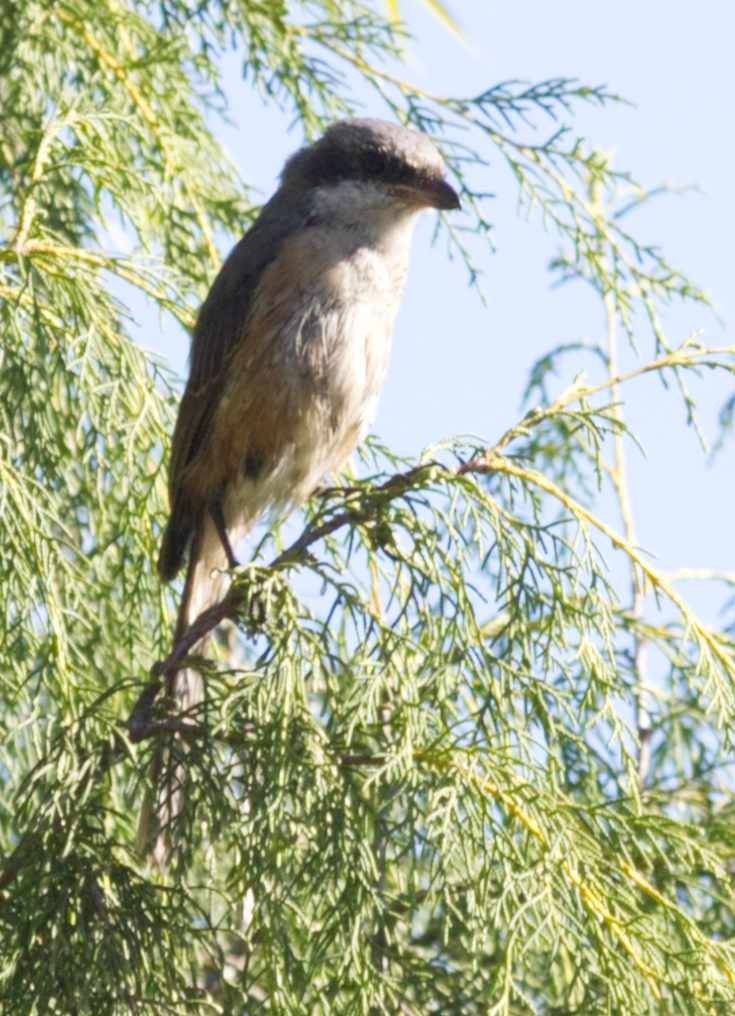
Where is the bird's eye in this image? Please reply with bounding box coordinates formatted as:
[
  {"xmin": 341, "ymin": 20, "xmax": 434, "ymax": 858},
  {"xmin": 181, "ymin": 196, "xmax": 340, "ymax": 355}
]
[{"xmin": 360, "ymin": 149, "xmax": 386, "ymax": 177}]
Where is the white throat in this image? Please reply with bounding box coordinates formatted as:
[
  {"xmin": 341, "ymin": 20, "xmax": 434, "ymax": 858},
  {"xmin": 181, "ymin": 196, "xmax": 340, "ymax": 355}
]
[{"xmin": 312, "ymin": 179, "xmax": 422, "ymax": 253}]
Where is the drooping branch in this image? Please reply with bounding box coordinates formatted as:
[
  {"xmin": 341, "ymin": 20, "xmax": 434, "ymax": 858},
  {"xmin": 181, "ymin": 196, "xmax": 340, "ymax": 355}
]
[{"xmin": 129, "ymin": 340, "xmax": 735, "ymax": 732}]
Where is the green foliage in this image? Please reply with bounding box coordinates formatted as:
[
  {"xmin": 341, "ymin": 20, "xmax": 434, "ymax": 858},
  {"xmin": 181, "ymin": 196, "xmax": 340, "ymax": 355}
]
[{"xmin": 1, "ymin": 1, "xmax": 734, "ymax": 1013}]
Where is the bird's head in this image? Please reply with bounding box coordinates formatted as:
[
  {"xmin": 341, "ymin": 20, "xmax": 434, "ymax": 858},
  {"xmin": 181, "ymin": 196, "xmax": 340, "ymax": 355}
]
[{"xmin": 281, "ymin": 117, "xmax": 461, "ymax": 216}]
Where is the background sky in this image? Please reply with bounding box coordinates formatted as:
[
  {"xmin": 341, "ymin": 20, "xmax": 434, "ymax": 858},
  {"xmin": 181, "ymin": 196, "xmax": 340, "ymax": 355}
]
[{"xmin": 142, "ymin": 1, "xmax": 734, "ymax": 626}]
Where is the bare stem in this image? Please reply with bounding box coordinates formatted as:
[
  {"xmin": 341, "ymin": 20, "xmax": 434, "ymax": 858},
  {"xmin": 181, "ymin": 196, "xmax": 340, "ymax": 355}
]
[{"xmin": 603, "ymin": 291, "xmax": 652, "ymax": 788}]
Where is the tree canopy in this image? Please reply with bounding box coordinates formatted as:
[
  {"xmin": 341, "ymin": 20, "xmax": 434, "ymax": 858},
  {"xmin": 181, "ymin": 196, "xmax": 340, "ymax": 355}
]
[{"xmin": 1, "ymin": 2, "xmax": 734, "ymax": 1013}]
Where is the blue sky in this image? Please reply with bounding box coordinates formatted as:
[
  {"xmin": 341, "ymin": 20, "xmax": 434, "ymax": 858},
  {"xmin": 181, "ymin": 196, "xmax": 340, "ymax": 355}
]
[{"xmin": 144, "ymin": 1, "xmax": 734, "ymax": 625}]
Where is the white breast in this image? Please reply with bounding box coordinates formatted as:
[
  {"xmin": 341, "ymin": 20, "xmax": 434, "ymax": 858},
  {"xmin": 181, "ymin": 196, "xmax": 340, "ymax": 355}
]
[{"xmin": 221, "ymin": 193, "xmax": 421, "ymax": 532}]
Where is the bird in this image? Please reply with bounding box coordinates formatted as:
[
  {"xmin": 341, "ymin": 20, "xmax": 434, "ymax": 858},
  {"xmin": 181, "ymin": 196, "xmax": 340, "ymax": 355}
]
[{"xmin": 144, "ymin": 117, "xmax": 460, "ymax": 862}]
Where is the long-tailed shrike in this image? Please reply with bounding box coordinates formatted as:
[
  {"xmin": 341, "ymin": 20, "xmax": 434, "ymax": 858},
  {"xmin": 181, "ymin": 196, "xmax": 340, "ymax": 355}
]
[{"xmin": 148, "ymin": 118, "xmax": 460, "ymax": 859}]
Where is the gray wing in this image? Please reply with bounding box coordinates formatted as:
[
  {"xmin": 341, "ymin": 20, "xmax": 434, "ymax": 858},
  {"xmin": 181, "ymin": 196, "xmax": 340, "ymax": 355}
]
[{"xmin": 158, "ymin": 186, "xmax": 313, "ymax": 581}]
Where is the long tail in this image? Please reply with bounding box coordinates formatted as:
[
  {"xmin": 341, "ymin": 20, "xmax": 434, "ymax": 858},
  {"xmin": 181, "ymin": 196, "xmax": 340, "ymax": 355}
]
[{"xmin": 139, "ymin": 515, "xmax": 231, "ymax": 867}]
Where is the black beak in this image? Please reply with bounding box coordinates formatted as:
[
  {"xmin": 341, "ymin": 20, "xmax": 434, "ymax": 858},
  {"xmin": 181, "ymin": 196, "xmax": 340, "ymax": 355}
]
[{"xmin": 431, "ymin": 177, "xmax": 461, "ymax": 211}]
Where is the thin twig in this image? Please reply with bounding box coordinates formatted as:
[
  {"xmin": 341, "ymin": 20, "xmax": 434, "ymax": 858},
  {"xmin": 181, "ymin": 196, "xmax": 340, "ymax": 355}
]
[{"xmin": 602, "ymin": 289, "xmax": 652, "ymax": 787}]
